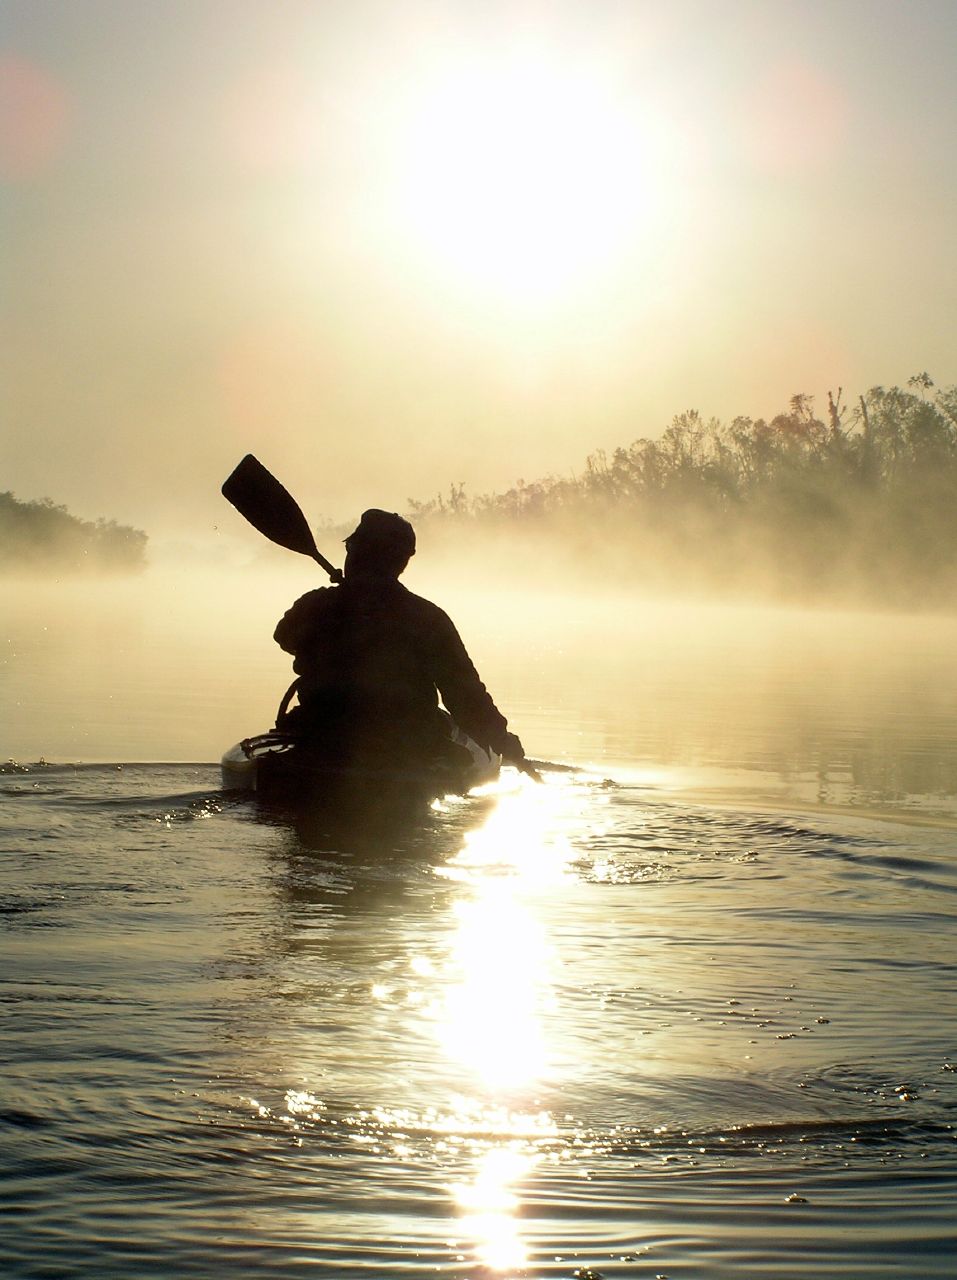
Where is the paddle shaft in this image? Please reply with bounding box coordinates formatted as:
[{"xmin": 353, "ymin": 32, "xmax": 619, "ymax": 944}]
[
  {"xmin": 308, "ymin": 547, "xmax": 342, "ymax": 581},
  {"xmin": 523, "ymin": 757, "xmax": 579, "ymax": 774},
  {"xmin": 516, "ymin": 759, "xmax": 544, "ymax": 783}
]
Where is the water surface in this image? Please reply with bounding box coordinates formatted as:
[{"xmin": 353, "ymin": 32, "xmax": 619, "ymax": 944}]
[{"xmin": 2, "ymin": 573, "xmax": 956, "ymax": 1276}]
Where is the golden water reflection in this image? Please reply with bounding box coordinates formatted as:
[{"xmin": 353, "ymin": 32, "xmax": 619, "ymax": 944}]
[
  {"xmin": 436, "ymin": 778, "xmax": 581, "ymax": 1272},
  {"xmin": 452, "ymin": 1144, "xmax": 538, "ymax": 1274},
  {"xmin": 441, "ymin": 885, "xmax": 550, "ymax": 1092}
]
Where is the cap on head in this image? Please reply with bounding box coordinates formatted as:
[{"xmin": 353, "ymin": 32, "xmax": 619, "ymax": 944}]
[{"xmin": 344, "ymin": 509, "xmax": 416, "ymax": 575}]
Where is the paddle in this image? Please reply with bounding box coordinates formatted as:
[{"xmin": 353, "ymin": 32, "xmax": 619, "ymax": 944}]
[
  {"xmin": 523, "ymin": 757, "xmax": 579, "ymax": 774},
  {"xmin": 221, "ymin": 454, "xmax": 343, "ymax": 583}
]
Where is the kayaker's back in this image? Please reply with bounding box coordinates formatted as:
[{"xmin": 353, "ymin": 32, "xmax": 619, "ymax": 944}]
[
  {"xmin": 274, "ymin": 578, "xmax": 486, "ymax": 763},
  {"xmin": 271, "ymin": 506, "xmax": 520, "ymax": 772}
]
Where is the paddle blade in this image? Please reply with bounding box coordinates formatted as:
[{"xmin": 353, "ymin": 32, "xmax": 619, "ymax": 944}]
[{"xmin": 222, "ymin": 454, "xmax": 320, "ymax": 560}]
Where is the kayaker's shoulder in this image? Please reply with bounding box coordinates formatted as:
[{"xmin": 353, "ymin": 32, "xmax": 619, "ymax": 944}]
[
  {"xmin": 276, "ymin": 586, "xmax": 338, "ymax": 627},
  {"xmin": 396, "ymin": 585, "xmax": 456, "ymax": 629},
  {"xmin": 289, "ymin": 586, "xmax": 337, "ymax": 609}
]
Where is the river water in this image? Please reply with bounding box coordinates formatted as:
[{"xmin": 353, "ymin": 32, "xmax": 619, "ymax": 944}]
[{"xmin": 2, "ymin": 570, "xmax": 956, "ymax": 1277}]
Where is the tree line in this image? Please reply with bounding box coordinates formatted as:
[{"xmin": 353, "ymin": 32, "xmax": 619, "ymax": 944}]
[
  {"xmin": 0, "ymin": 492, "xmax": 148, "ymax": 574},
  {"xmin": 406, "ymin": 375, "xmax": 957, "ymax": 605}
]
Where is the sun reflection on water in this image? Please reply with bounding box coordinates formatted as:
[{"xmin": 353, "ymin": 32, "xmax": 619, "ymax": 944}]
[
  {"xmin": 433, "ymin": 777, "xmax": 582, "ymax": 1272},
  {"xmin": 436, "ymin": 778, "xmax": 578, "ymax": 1094},
  {"xmin": 452, "ymin": 1144, "xmax": 538, "ymax": 1274},
  {"xmin": 443, "ymin": 775, "xmax": 576, "ymax": 883},
  {"xmin": 443, "ymin": 884, "xmax": 550, "ymax": 1091},
  {"xmin": 273, "ymin": 779, "xmax": 587, "ymax": 1274}
]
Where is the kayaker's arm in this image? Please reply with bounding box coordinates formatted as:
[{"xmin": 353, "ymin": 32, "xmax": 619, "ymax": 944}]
[
  {"xmin": 430, "ymin": 611, "xmax": 524, "ymax": 763},
  {"xmin": 274, "ymin": 588, "xmax": 334, "ymax": 655}
]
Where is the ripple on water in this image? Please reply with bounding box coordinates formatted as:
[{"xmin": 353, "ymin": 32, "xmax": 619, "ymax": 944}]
[{"xmin": 2, "ymin": 766, "xmax": 957, "ymax": 1277}]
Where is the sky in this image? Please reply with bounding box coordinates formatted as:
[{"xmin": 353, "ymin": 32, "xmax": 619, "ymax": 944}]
[{"xmin": 2, "ymin": 0, "xmax": 956, "ymax": 537}]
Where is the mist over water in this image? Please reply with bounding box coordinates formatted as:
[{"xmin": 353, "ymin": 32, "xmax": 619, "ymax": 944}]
[{"xmin": 4, "ymin": 562, "xmax": 957, "ymax": 821}]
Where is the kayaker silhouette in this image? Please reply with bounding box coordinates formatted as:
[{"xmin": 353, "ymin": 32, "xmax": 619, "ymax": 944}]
[{"xmin": 273, "ymin": 509, "xmax": 526, "ymax": 773}]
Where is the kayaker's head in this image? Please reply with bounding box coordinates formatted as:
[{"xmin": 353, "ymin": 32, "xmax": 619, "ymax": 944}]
[{"xmin": 343, "ymin": 509, "xmax": 416, "ymax": 580}]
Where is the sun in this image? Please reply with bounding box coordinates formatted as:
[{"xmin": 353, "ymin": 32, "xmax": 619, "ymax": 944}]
[{"xmin": 390, "ymin": 49, "xmax": 656, "ymax": 304}]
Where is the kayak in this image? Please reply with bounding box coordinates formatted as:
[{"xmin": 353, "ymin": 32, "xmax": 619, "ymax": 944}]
[{"xmin": 221, "ymin": 727, "xmax": 501, "ymax": 810}]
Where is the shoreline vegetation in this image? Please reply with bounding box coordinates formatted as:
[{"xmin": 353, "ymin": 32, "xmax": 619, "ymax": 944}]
[
  {"xmin": 9, "ymin": 374, "xmax": 955, "ymax": 608},
  {"xmin": 399, "ymin": 375, "xmax": 957, "ymax": 608},
  {"xmin": 0, "ymin": 492, "xmax": 148, "ymax": 575}
]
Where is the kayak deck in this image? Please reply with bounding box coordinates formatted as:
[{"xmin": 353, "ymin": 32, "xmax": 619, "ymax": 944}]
[{"xmin": 221, "ymin": 732, "xmax": 501, "ymax": 809}]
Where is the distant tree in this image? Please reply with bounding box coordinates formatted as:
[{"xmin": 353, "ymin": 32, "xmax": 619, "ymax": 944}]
[
  {"xmin": 401, "ymin": 376, "xmax": 957, "ymax": 607},
  {"xmin": 0, "ymin": 492, "xmax": 148, "ymax": 574}
]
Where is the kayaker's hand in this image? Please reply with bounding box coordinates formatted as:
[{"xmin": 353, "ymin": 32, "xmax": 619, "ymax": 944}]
[{"xmin": 500, "ymin": 732, "xmax": 525, "ymax": 764}]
